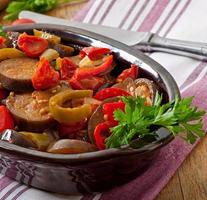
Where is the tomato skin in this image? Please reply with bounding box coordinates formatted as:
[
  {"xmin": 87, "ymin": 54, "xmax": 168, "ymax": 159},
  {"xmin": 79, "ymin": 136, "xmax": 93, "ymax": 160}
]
[
  {"xmin": 69, "ymin": 76, "xmax": 105, "ymax": 91},
  {"xmin": 80, "ymin": 47, "xmax": 111, "ymax": 60},
  {"xmin": 32, "ymin": 58, "xmax": 60, "ymax": 90},
  {"xmin": 116, "ymin": 64, "xmax": 139, "ymax": 82},
  {"xmin": 94, "ymin": 122, "xmax": 111, "ymax": 150},
  {"xmin": 103, "ymin": 101, "xmax": 125, "ymax": 127},
  {"xmin": 74, "ymin": 55, "xmax": 113, "ymax": 79},
  {"xmin": 17, "ymin": 33, "xmax": 48, "ymax": 58},
  {"xmin": 60, "ymin": 57, "xmax": 77, "ymax": 80},
  {"xmin": 0, "ymin": 105, "xmax": 14, "ymax": 132},
  {"xmin": 94, "ymin": 87, "xmax": 130, "ymax": 101},
  {"xmin": 12, "ymin": 18, "xmax": 35, "ymax": 25}
]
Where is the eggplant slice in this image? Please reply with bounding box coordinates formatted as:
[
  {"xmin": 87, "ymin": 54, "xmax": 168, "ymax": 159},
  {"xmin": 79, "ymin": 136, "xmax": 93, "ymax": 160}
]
[
  {"xmin": 0, "ymin": 57, "xmax": 38, "ymax": 91},
  {"xmin": 6, "ymin": 90, "xmax": 55, "ymax": 132}
]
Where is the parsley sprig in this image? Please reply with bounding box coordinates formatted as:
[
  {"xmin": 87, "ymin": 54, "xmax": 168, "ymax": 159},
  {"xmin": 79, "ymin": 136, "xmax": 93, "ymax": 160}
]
[
  {"xmin": 106, "ymin": 93, "xmax": 205, "ymax": 148},
  {"xmin": 0, "ymin": 26, "xmax": 7, "ymax": 37}
]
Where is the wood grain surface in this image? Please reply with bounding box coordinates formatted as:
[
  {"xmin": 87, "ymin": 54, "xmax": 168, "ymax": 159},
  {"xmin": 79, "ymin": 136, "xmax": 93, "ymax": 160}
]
[{"xmin": 0, "ymin": 2, "xmax": 206, "ymax": 200}]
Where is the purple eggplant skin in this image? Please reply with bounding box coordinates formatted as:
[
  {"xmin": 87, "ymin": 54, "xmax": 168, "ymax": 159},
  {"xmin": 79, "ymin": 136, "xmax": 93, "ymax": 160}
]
[{"xmin": 1, "ymin": 129, "xmax": 37, "ymax": 149}]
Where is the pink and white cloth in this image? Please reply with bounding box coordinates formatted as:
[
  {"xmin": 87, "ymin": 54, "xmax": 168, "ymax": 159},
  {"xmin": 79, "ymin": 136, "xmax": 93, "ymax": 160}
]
[{"xmin": 1, "ymin": 0, "xmax": 207, "ymax": 199}]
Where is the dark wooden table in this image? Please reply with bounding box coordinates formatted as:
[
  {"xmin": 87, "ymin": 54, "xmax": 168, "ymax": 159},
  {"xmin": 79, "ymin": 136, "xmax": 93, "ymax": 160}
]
[{"xmin": 0, "ymin": 2, "xmax": 207, "ymax": 200}]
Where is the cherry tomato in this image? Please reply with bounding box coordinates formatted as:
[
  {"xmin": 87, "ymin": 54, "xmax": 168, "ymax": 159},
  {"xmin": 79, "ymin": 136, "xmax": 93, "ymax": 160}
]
[
  {"xmin": 12, "ymin": 18, "xmax": 35, "ymax": 25},
  {"xmin": 32, "ymin": 58, "xmax": 60, "ymax": 90},
  {"xmin": 94, "ymin": 122, "xmax": 111, "ymax": 150},
  {"xmin": 103, "ymin": 101, "xmax": 125, "ymax": 127},
  {"xmin": 0, "ymin": 105, "xmax": 14, "ymax": 132},
  {"xmin": 80, "ymin": 47, "xmax": 111, "ymax": 60},
  {"xmin": 116, "ymin": 64, "xmax": 139, "ymax": 82},
  {"xmin": 94, "ymin": 87, "xmax": 130, "ymax": 100},
  {"xmin": 17, "ymin": 32, "xmax": 48, "ymax": 58}
]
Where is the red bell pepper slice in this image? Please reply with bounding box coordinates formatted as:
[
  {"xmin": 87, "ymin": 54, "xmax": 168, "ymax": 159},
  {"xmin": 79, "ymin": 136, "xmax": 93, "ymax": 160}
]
[
  {"xmin": 94, "ymin": 87, "xmax": 130, "ymax": 101},
  {"xmin": 32, "ymin": 58, "xmax": 60, "ymax": 90},
  {"xmin": 0, "ymin": 36, "xmax": 6, "ymax": 48},
  {"xmin": 12, "ymin": 18, "xmax": 35, "ymax": 25},
  {"xmin": 60, "ymin": 57, "xmax": 77, "ymax": 80},
  {"xmin": 103, "ymin": 101, "xmax": 125, "ymax": 127},
  {"xmin": 74, "ymin": 55, "xmax": 113, "ymax": 79},
  {"xmin": 0, "ymin": 89, "xmax": 7, "ymax": 100},
  {"xmin": 94, "ymin": 122, "xmax": 111, "ymax": 150},
  {"xmin": 0, "ymin": 105, "xmax": 14, "ymax": 132},
  {"xmin": 58, "ymin": 120, "xmax": 87, "ymax": 139},
  {"xmin": 80, "ymin": 47, "xmax": 111, "ymax": 60},
  {"xmin": 116, "ymin": 64, "xmax": 139, "ymax": 82},
  {"xmin": 17, "ymin": 32, "xmax": 48, "ymax": 58},
  {"xmin": 70, "ymin": 76, "xmax": 105, "ymax": 90}
]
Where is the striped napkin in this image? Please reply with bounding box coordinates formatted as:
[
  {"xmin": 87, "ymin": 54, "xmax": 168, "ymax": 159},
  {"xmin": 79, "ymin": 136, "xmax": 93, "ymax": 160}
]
[{"xmin": 1, "ymin": 0, "xmax": 207, "ymax": 199}]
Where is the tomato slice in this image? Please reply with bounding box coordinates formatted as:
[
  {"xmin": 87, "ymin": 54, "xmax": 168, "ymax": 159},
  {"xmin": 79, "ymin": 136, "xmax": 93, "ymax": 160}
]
[
  {"xmin": 0, "ymin": 105, "xmax": 14, "ymax": 132},
  {"xmin": 94, "ymin": 87, "xmax": 130, "ymax": 100},
  {"xmin": 60, "ymin": 57, "xmax": 77, "ymax": 80},
  {"xmin": 18, "ymin": 32, "xmax": 48, "ymax": 58},
  {"xmin": 80, "ymin": 47, "xmax": 111, "ymax": 60},
  {"xmin": 94, "ymin": 122, "xmax": 111, "ymax": 150},
  {"xmin": 12, "ymin": 18, "xmax": 35, "ymax": 25},
  {"xmin": 116, "ymin": 64, "xmax": 139, "ymax": 82},
  {"xmin": 32, "ymin": 58, "xmax": 60, "ymax": 90},
  {"xmin": 103, "ymin": 101, "xmax": 125, "ymax": 127}
]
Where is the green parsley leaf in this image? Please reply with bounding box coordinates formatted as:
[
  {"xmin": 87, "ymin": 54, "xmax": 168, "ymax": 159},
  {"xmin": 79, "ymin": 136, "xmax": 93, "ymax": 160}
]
[
  {"xmin": 4, "ymin": 0, "xmax": 82, "ymax": 21},
  {"xmin": 105, "ymin": 93, "xmax": 205, "ymax": 148},
  {"xmin": 0, "ymin": 26, "xmax": 7, "ymax": 37}
]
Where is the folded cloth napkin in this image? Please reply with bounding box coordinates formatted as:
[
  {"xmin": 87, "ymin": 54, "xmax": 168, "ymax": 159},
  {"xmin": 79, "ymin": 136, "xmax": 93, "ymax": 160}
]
[{"xmin": 1, "ymin": 0, "xmax": 207, "ymax": 199}]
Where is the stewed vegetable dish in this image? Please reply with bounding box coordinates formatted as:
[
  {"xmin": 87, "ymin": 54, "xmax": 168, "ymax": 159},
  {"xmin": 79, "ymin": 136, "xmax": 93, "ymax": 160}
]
[{"xmin": 0, "ymin": 29, "xmax": 205, "ymax": 154}]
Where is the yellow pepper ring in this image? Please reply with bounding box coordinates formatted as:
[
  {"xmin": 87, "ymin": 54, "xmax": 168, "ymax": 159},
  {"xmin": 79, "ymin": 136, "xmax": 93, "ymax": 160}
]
[{"xmin": 49, "ymin": 89, "xmax": 93, "ymax": 124}]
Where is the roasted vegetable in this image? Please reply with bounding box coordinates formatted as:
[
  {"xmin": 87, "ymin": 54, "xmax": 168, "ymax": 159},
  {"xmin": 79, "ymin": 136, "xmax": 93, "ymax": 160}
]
[
  {"xmin": 0, "ymin": 57, "xmax": 38, "ymax": 91},
  {"xmin": 49, "ymin": 90, "xmax": 93, "ymax": 124},
  {"xmin": 0, "ymin": 48, "xmax": 24, "ymax": 61},
  {"xmin": 6, "ymin": 90, "xmax": 56, "ymax": 132},
  {"xmin": 32, "ymin": 58, "xmax": 60, "ymax": 90},
  {"xmin": 33, "ymin": 29, "xmax": 61, "ymax": 44},
  {"xmin": 1, "ymin": 129, "xmax": 36, "ymax": 148},
  {"xmin": 47, "ymin": 139, "xmax": 97, "ymax": 154},
  {"xmin": 40, "ymin": 48, "xmax": 59, "ymax": 62},
  {"xmin": 53, "ymin": 43, "xmax": 74, "ymax": 57},
  {"xmin": 18, "ymin": 33, "xmax": 48, "ymax": 58}
]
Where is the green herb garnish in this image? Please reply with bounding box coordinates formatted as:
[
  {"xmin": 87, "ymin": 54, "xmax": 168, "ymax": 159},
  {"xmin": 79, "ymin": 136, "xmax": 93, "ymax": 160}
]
[
  {"xmin": 0, "ymin": 26, "xmax": 7, "ymax": 37},
  {"xmin": 106, "ymin": 93, "xmax": 205, "ymax": 148},
  {"xmin": 4, "ymin": 0, "xmax": 84, "ymax": 20}
]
